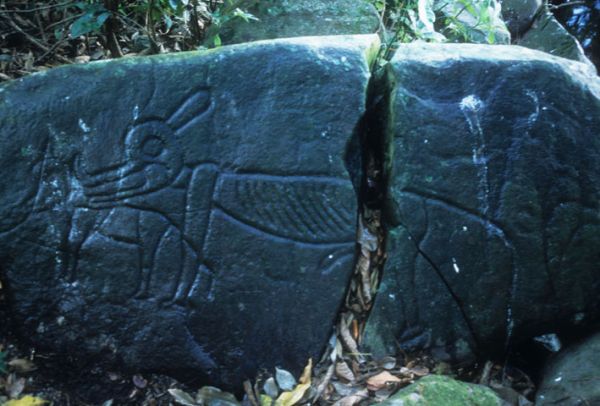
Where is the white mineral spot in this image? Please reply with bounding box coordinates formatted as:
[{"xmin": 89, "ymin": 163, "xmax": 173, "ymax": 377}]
[
  {"xmin": 424, "ymin": 139, "xmax": 429, "ymax": 144},
  {"xmin": 526, "ymin": 90, "xmax": 540, "ymax": 124},
  {"xmin": 462, "ymin": 226, "xmax": 468, "ymax": 231},
  {"xmin": 133, "ymin": 104, "xmax": 140, "ymax": 120},
  {"xmin": 340, "ymin": 56, "xmax": 347, "ymax": 63},
  {"xmin": 554, "ymin": 376, "xmax": 562, "ymax": 382},
  {"xmin": 78, "ymin": 118, "xmax": 90, "ymax": 133},
  {"xmin": 57, "ymin": 316, "xmax": 65, "ymax": 326},
  {"xmin": 452, "ymin": 257, "xmax": 460, "ymax": 274},
  {"xmin": 328, "ymin": 254, "xmax": 334, "ymax": 260},
  {"xmin": 388, "ymin": 293, "xmax": 396, "ymax": 300},
  {"xmin": 534, "ymin": 333, "xmax": 562, "ymax": 352},
  {"xmin": 64, "ymin": 96, "xmax": 70, "ymax": 101},
  {"xmin": 460, "ymin": 94, "xmax": 483, "ymax": 112},
  {"xmin": 36, "ymin": 322, "xmax": 46, "ymax": 334},
  {"xmin": 460, "ymin": 94, "xmax": 490, "ymax": 219}
]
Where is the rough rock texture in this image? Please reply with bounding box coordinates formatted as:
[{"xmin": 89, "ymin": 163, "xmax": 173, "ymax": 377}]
[
  {"xmin": 379, "ymin": 375, "xmax": 502, "ymax": 406},
  {"xmin": 500, "ymin": 0, "xmax": 542, "ymax": 37},
  {"xmin": 363, "ymin": 43, "xmax": 600, "ymax": 362},
  {"xmin": 515, "ymin": 10, "xmax": 594, "ymax": 70},
  {"xmin": 216, "ymin": 0, "xmax": 380, "ymax": 46},
  {"xmin": 0, "ymin": 35, "xmax": 379, "ymax": 389},
  {"xmin": 536, "ymin": 332, "xmax": 600, "ymax": 405},
  {"xmin": 435, "ymin": 0, "xmax": 510, "ymax": 44}
]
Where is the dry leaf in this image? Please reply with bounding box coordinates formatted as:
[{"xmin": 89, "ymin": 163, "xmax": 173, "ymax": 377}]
[
  {"xmin": 339, "ymin": 316, "xmax": 359, "ymax": 355},
  {"xmin": 244, "ymin": 380, "xmax": 259, "ymax": 406},
  {"xmin": 275, "ymin": 359, "xmax": 312, "ymax": 406},
  {"xmin": 335, "ymin": 362, "xmax": 355, "ymax": 382},
  {"xmin": 196, "ymin": 386, "xmax": 240, "ymax": 406},
  {"xmin": 332, "ymin": 389, "xmax": 368, "ymax": 406},
  {"xmin": 3, "ymin": 395, "xmax": 47, "ymax": 406},
  {"xmin": 8, "ymin": 358, "xmax": 36, "ymax": 373},
  {"xmin": 6, "ymin": 374, "xmax": 25, "ymax": 399},
  {"xmin": 409, "ymin": 366, "xmax": 429, "ymax": 377},
  {"xmin": 311, "ymin": 363, "xmax": 334, "ymax": 403},
  {"xmin": 379, "ymin": 357, "xmax": 397, "ymax": 370},
  {"xmin": 274, "ymin": 383, "xmax": 309, "ymax": 406},
  {"xmin": 275, "ymin": 368, "xmax": 296, "ymax": 391},
  {"xmin": 132, "ymin": 374, "xmax": 147, "ymax": 389},
  {"xmin": 366, "ymin": 371, "xmax": 401, "ymax": 391},
  {"xmin": 263, "ymin": 377, "xmax": 279, "ymax": 398},
  {"xmin": 168, "ymin": 388, "xmax": 196, "ymax": 406},
  {"xmin": 298, "ymin": 358, "xmax": 312, "ymax": 385},
  {"xmin": 259, "ymin": 394, "xmax": 273, "ymax": 406}
]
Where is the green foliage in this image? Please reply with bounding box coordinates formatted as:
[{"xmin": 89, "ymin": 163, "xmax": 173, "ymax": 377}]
[
  {"xmin": 66, "ymin": 0, "xmax": 257, "ymax": 48},
  {"xmin": 201, "ymin": 0, "xmax": 259, "ymax": 48},
  {"xmin": 70, "ymin": 2, "xmax": 110, "ymax": 38},
  {"xmin": 369, "ymin": 0, "xmax": 505, "ymax": 60},
  {"xmin": 437, "ymin": 0, "xmax": 506, "ymax": 44}
]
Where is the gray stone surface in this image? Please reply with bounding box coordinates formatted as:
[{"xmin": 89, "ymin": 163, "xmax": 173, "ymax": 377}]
[
  {"xmin": 536, "ymin": 332, "xmax": 600, "ymax": 405},
  {"xmin": 516, "ymin": 10, "xmax": 594, "ymax": 69},
  {"xmin": 501, "ymin": 0, "xmax": 542, "ymax": 37},
  {"xmin": 0, "ymin": 35, "xmax": 378, "ymax": 388},
  {"xmin": 363, "ymin": 43, "xmax": 600, "ymax": 362},
  {"xmin": 215, "ymin": 0, "xmax": 380, "ymax": 46}
]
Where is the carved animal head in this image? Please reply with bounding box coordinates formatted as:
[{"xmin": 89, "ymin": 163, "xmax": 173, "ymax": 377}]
[{"xmin": 74, "ymin": 89, "xmax": 212, "ymax": 208}]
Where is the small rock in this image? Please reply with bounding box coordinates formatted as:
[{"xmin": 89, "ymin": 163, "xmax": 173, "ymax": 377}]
[{"xmin": 379, "ymin": 375, "xmax": 503, "ymax": 406}]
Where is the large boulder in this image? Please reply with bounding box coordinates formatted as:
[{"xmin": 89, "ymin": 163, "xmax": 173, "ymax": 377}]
[
  {"xmin": 363, "ymin": 43, "xmax": 600, "ymax": 363},
  {"xmin": 536, "ymin": 332, "xmax": 600, "ymax": 405},
  {"xmin": 0, "ymin": 35, "xmax": 379, "ymax": 389},
  {"xmin": 500, "ymin": 0, "xmax": 542, "ymax": 37},
  {"xmin": 214, "ymin": 0, "xmax": 380, "ymax": 46},
  {"xmin": 515, "ymin": 9, "xmax": 594, "ymax": 70}
]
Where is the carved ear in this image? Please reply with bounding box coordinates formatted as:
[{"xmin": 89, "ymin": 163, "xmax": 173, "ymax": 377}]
[{"xmin": 167, "ymin": 89, "xmax": 212, "ymax": 132}]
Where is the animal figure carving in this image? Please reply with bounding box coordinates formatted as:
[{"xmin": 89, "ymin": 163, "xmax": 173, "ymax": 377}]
[{"xmin": 66, "ymin": 89, "xmax": 356, "ymax": 307}]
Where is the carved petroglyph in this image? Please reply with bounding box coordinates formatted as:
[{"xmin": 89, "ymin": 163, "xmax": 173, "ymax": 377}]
[{"xmin": 56, "ymin": 89, "xmax": 356, "ymax": 308}]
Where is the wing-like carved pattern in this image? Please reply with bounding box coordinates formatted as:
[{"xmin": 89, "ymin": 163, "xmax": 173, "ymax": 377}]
[{"xmin": 214, "ymin": 174, "xmax": 356, "ymax": 244}]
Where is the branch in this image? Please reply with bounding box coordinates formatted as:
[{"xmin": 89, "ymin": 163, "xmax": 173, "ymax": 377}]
[{"xmin": 0, "ymin": 13, "xmax": 71, "ymax": 64}]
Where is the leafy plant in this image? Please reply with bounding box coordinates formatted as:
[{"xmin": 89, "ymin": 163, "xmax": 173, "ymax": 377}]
[
  {"xmin": 202, "ymin": 0, "xmax": 259, "ymax": 47},
  {"xmin": 70, "ymin": 1, "xmax": 111, "ymax": 38},
  {"xmin": 370, "ymin": 0, "xmax": 506, "ymax": 61},
  {"xmin": 436, "ymin": 0, "xmax": 507, "ymax": 44}
]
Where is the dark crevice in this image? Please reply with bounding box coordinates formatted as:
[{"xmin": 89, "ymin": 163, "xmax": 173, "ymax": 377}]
[{"xmin": 345, "ymin": 40, "xmax": 485, "ymax": 363}]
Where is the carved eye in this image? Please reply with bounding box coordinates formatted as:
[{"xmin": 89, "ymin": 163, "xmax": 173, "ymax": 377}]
[
  {"xmin": 141, "ymin": 136, "xmax": 165, "ymax": 158},
  {"xmin": 125, "ymin": 121, "xmax": 173, "ymax": 163}
]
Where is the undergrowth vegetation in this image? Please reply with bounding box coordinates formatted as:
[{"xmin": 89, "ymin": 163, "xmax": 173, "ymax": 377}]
[{"xmin": 0, "ymin": 0, "xmax": 506, "ymax": 79}]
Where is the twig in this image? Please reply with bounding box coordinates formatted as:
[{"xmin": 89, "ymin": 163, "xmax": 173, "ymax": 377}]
[
  {"xmin": 549, "ymin": 1, "xmax": 587, "ymax": 10},
  {"xmin": 0, "ymin": 13, "xmax": 71, "ymax": 63},
  {"xmin": 103, "ymin": 0, "xmax": 123, "ymax": 57},
  {"xmin": 0, "ymin": 1, "xmax": 76, "ymax": 13}
]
